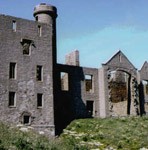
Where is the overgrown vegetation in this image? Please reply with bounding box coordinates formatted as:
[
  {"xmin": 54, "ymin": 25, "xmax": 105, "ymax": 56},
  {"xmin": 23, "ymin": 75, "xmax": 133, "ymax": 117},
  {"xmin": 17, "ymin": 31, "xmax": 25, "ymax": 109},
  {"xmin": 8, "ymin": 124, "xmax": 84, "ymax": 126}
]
[
  {"xmin": 0, "ymin": 123, "xmax": 68, "ymax": 150},
  {"xmin": 1, "ymin": 116, "xmax": 148, "ymax": 149},
  {"xmin": 61, "ymin": 116, "xmax": 148, "ymax": 150}
]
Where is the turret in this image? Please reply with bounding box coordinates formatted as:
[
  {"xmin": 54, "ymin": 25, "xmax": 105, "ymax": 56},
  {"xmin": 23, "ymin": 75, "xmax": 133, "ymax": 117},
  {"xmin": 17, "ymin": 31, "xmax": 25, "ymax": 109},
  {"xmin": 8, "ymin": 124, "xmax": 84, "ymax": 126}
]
[
  {"xmin": 34, "ymin": 3, "xmax": 58, "ymax": 65},
  {"xmin": 33, "ymin": 3, "xmax": 57, "ymax": 24}
]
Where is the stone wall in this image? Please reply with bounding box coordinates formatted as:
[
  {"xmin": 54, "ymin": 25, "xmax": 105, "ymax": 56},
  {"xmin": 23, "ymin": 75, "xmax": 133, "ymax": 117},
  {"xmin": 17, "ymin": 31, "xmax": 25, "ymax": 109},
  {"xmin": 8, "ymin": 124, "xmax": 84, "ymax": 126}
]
[
  {"xmin": 0, "ymin": 5, "xmax": 147, "ymax": 137},
  {"xmin": 0, "ymin": 14, "xmax": 55, "ymax": 137},
  {"xmin": 53, "ymin": 64, "xmax": 99, "ymax": 134}
]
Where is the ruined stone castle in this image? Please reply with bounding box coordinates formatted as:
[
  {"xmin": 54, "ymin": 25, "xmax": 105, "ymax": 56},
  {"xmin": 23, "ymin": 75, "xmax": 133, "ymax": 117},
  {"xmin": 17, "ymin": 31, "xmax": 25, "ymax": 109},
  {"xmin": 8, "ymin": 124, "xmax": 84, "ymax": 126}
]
[{"xmin": 0, "ymin": 3, "xmax": 148, "ymax": 137}]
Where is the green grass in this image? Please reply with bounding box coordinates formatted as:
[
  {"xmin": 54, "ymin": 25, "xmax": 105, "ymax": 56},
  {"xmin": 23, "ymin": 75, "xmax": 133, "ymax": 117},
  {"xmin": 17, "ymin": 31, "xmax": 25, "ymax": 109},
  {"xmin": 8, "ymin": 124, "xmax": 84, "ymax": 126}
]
[
  {"xmin": 0, "ymin": 123, "xmax": 68, "ymax": 150},
  {"xmin": 61, "ymin": 116, "xmax": 148, "ymax": 150},
  {"xmin": 1, "ymin": 116, "xmax": 148, "ymax": 149}
]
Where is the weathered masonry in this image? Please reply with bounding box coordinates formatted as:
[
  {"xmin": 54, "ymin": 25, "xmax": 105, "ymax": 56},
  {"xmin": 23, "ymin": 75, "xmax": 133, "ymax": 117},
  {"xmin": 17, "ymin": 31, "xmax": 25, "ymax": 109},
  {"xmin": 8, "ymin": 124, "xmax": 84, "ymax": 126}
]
[
  {"xmin": 0, "ymin": 3, "xmax": 57, "ymax": 136},
  {"xmin": 0, "ymin": 3, "xmax": 148, "ymax": 137}
]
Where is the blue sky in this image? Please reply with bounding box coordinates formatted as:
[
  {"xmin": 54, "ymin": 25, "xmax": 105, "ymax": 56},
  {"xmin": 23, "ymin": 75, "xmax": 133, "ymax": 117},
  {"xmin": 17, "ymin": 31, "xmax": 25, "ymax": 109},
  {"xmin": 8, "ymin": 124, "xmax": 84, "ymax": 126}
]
[{"xmin": 0, "ymin": 0, "xmax": 148, "ymax": 69}]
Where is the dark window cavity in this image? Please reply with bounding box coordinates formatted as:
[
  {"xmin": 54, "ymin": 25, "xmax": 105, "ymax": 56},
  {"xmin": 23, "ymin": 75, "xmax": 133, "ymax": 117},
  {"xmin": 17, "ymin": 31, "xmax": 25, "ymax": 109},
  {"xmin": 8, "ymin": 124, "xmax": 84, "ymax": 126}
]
[
  {"xmin": 21, "ymin": 112, "xmax": 31, "ymax": 125},
  {"xmin": 37, "ymin": 93, "xmax": 43, "ymax": 108},
  {"xmin": 36, "ymin": 65, "xmax": 43, "ymax": 81},
  {"xmin": 23, "ymin": 115, "xmax": 30, "ymax": 124},
  {"xmin": 20, "ymin": 39, "xmax": 33, "ymax": 55},
  {"xmin": 86, "ymin": 100, "xmax": 94, "ymax": 117},
  {"xmin": 35, "ymin": 16, "xmax": 38, "ymax": 21},
  {"xmin": 9, "ymin": 63, "xmax": 16, "ymax": 79},
  {"xmin": 9, "ymin": 92, "xmax": 16, "ymax": 107},
  {"xmin": 22, "ymin": 40, "xmax": 31, "ymax": 55}
]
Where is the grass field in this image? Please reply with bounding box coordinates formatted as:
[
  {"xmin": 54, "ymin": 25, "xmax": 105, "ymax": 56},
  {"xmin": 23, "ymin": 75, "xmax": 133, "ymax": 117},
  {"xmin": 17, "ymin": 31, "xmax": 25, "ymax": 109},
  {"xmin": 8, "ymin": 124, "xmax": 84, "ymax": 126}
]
[
  {"xmin": 61, "ymin": 116, "xmax": 148, "ymax": 149},
  {"xmin": 1, "ymin": 116, "xmax": 148, "ymax": 149}
]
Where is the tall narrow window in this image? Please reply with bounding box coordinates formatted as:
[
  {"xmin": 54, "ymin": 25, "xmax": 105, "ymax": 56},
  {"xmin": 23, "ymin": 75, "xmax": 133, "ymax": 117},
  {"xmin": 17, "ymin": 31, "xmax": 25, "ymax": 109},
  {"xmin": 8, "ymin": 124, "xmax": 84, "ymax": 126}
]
[
  {"xmin": 9, "ymin": 92, "xmax": 16, "ymax": 107},
  {"xmin": 36, "ymin": 65, "xmax": 42, "ymax": 81},
  {"xmin": 60, "ymin": 72, "xmax": 69, "ymax": 91},
  {"xmin": 146, "ymin": 82, "xmax": 148, "ymax": 95},
  {"xmin": 85, "ymin": 75, "xmax": 93, "ymax": 93},
  {"xmin": 38, "ymin": 25, "xmax": 42, "ymax": 37},
  {"xmin": 12, "ymin": 20, "xmax": 16, "ymax": 32},
  {"xmin": 143, "ymin": 80, "xmax": 148, "ymax": 96},
  {"xmin": 9, "ymin": 63, "xmax": 16, "ymax": 79},
  {"xmin": 37, "ymin": 93, "xmax": 43, "ymax": 108}
]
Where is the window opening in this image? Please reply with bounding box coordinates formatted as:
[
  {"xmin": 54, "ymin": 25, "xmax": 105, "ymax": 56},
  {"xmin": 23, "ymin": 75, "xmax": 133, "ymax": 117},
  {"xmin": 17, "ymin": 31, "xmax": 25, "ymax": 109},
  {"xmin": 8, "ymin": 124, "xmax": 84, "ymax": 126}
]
[
  {"xmin": 9, "ymin": 92, "xmax": 16, "ymax": 107},
  {"xmin": 23, "ymin": 115, "xmax": 30, "ymax": 124},
  {"xmin": 22, "ymin": 39, "xmax": 31, "ymax": 55},
  {"xmin": 36, "ymin": 16, "xmax": 38, "ymax": 21},
  {"xmin": 9, "ymin": 63, "xmax": 16, "ymax": 79},
  {"xmin": 143, "ymin": 80, "xmax": 148, "ymax": 95},
  {"xmin": 60, "ymin": 72, "xmax": 69, "ymax": 91},
  {"xmin": 38, "ymin": 25, "xmax": 42, "ymax": 37},
  {"xmin": 21, "ymin": 112, "xmax": 31, "ymax": 125},
  {"xmin": 86, "ymin": 100, "xmax": 94, "ymax": 117},
  {"xmin": 146, "ymin": 82, "xmax": 148, "ymax": 95},
  {"xmin": 36, "ymin": 65, "xmax": 43, "ymax": 81},
  {"xmin": 37, "ymin": 93, "xmax": 43, "ymax": 108},
  {"xmin": 12, "ymin": 20, "xmax": 16, "ymax": 31},
  {"xmin": 85, "ymin": 75, "xmax": 93, "ymax": 92},
  {"xmin": 21, "ymin": 39, "xmax": 32, "ymax": 55},
  {"xmin": 23, "ymin": 43, "xmax": 31, "ymax": 55}
]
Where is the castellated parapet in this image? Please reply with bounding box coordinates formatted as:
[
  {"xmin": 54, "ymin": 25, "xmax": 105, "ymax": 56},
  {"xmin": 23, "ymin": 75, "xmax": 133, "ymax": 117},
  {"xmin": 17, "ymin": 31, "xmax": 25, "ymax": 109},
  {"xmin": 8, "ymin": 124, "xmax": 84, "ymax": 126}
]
[{"xmin": 0, "ymin": 3, "xmax": 148, "ymax": 137}]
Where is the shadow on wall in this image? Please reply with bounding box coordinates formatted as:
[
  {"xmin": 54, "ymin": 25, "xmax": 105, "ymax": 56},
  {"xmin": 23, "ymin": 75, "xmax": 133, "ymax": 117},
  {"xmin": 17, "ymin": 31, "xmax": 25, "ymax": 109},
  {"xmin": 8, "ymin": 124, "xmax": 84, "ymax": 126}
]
[
  {"xmin": 53, "ymin": 64, "xmax": 89, "ymax": 135},
  {"xmin": 139, "ymin": 81, "xmax": 146, "ymax": 115}
]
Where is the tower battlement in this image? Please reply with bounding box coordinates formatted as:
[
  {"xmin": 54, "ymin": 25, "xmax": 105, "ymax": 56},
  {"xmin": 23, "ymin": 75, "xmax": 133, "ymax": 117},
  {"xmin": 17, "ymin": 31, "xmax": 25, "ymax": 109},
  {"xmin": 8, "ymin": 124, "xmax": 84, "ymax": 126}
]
[{"xmin": 33, "ymin": 3, "xmax": 57, "ymax": 24}]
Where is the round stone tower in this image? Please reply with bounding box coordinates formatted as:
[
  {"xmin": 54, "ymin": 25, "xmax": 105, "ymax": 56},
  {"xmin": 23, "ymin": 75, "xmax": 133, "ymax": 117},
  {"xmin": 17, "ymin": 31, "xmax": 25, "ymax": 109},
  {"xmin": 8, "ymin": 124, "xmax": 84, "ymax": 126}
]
[
  {"xmin": 33, "ymin": 3, "xmax": 57, "ymax": 24},
  {"xmin": 33, "ymin": 3, "xmax": 58, "ymax": 65}
]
